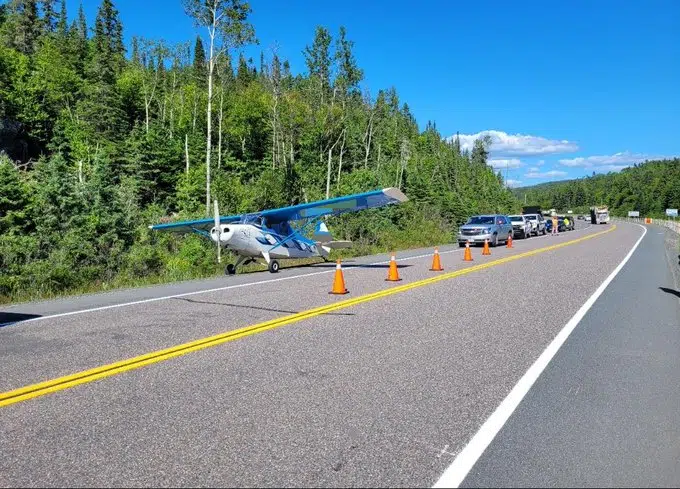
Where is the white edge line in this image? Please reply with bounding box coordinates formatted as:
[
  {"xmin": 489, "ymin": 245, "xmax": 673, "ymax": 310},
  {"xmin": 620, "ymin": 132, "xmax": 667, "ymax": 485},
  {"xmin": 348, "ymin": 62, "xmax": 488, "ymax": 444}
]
[
  {"xmin": 0, "ymin": 224, "xmax": 594, "ymax": 327},
  {"xmin": 432, "ymin": 222, "xmax": 646, "ymax": 488}
]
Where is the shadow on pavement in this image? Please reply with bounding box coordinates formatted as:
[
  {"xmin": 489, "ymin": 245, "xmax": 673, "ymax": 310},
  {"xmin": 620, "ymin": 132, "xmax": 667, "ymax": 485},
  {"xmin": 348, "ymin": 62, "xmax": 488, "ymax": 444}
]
[
  {"xmin": 0, "ymin": 312, "xmax": 42, "ymax": 328},
  {"xmin": 659, "ymin": 287, "xmax": 680, "ymax": 299},
  {"xmin": 174, "ymin": 297, "xmax": 355, "ymax": 316},
  {"xmin": 301, "ymin": 262, "xmax": 414, "ymax": 270}
]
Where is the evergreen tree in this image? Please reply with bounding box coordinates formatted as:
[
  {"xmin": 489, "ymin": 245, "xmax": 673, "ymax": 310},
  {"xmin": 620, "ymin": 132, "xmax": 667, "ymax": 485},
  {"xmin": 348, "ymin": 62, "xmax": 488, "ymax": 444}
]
[
  {"xmin": 130, "ymin": 35, "xmax": 140, "ymax": 65},
  {"xmin": 470, "ymin": 135, "xmax": 491, "ymax": 166},
  {"xmin": 92, "ymin": 0, "xmax": 125, "ymax": 82},
  {"xmin": 5, "ymin": 0, "xmax": 41, "ymax": 54},
  {"xmin": 56, "ymin": 0, "xmax": 66, "ymax": 37},
  {"xmin": 192, "ymin": 35, "xmax": 206, "ymax": 84},
  {"xmin": 40, "ymin": 0, "xmax": 56, "ymax": 33},
  {"xmin": 0, "ymin": 156, "xmax": 29, "ymax": 234},
  {"xmin": 236, "ymin": 52, "xmax": 252, "ymax": 84}
]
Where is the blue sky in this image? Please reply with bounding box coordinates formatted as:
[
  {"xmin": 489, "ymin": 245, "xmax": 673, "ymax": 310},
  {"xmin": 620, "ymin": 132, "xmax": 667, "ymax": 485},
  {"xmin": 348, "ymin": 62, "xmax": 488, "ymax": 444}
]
[{"xmin": 65, "ymin": 0, "xmax": 679, "ymax": 187}]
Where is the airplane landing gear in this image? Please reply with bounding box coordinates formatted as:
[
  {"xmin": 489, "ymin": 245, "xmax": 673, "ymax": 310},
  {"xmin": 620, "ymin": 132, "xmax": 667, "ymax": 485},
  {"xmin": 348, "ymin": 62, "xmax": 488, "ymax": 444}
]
[
  {"xmin": 268, "ymin": 260, "xmax": 280, "ymax": 273},
  {"xmin": 225, "ymin": 256, "xmax": 247, "ymax": 276}
]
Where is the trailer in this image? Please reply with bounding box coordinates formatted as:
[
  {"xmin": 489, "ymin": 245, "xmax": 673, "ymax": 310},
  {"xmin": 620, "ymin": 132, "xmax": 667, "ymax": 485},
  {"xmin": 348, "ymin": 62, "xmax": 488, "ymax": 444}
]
[{"xmin": 590, "ymin": 205, "xmax": 609, "ymax": 224}]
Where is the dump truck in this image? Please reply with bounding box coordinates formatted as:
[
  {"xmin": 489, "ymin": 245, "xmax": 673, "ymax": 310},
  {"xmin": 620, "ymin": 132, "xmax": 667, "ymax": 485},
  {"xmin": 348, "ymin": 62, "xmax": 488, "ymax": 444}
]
[{"xmin": 590, "ymin": 205, "xmax": 609, "ymax": 224}]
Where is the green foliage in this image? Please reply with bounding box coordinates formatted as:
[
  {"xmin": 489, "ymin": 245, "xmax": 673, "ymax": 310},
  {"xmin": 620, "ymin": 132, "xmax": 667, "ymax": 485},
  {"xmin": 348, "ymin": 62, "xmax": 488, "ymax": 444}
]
[
  {"xmin": 0, "ymin": 0, "xmax": 519, "ymax": 304},
  {"xmin": 514, "ymin": 159, "xmax": 680, "ymax": 217}
]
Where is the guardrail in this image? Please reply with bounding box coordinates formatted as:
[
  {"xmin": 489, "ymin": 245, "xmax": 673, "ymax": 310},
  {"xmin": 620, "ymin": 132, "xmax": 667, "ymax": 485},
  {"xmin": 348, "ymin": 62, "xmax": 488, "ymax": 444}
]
[{"xmin": 614, "ymin": 217, "xmax": 680, "ymax": 234}]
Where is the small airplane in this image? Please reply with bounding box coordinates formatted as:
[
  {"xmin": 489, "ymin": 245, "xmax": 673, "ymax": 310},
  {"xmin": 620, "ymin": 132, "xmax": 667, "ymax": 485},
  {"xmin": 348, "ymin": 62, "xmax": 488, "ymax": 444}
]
[{"xmin": 149, "ymin": 188, "xmax": 408, "ymax": 274}]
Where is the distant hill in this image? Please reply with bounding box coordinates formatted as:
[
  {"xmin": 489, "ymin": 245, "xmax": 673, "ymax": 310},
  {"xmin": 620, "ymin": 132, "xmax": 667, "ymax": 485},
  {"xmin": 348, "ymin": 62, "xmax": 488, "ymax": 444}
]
[{"xmin": 511, "ymin": 159, "xmax": 680, "ymax": 216}]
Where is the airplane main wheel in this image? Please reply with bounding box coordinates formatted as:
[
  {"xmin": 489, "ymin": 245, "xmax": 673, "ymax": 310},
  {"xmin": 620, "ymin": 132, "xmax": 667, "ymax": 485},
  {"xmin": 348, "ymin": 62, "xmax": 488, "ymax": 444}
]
[
  {"xmin": 268, "ymin": 260, "xmax": 280, "ymax": 273},
  {"xmin": 225, "ymin": 264, "xmax": 236, "ymax": 275}
]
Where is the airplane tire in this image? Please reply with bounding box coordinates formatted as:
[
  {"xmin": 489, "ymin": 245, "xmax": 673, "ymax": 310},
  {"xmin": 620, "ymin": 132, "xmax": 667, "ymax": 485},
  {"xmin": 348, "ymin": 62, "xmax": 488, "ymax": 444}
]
[
  {"xmin": 225, "ymin": 264, "xmax": 236, "ymax": 275},
  {"xmin": 268, "ymin": 260, "xmax": 280, "ymax": 273}
]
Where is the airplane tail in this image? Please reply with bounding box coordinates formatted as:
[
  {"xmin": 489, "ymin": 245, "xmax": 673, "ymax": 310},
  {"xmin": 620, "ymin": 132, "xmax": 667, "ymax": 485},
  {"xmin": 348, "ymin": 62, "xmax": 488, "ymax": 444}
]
[{"xmin": 313, "ymin": 221, "xmax": 352, "ymax": 256}]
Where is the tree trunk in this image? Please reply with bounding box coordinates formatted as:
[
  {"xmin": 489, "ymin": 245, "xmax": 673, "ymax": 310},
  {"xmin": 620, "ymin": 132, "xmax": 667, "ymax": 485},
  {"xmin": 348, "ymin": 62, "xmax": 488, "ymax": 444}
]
[
  {"xmin": 336, "ymin": 130, "xmax": 346, "ymax": 189},
  {"xmin": 217, "ymin": 87, "xmax": 223, "ymax": 170},
  {"xmin": 377, "ymin": 143, "xmax": 382, "ymax": 171},
  {"xmin": 325, "ymin": 131, "xmax": 344, "ymax": 199},
  {"xmin": 185, "ymin": 133, "xmax": 190, "ymax": 174},
  {"xmin": 363, "ymin": 111, "xmax": 374, "ymax": 169},
  {"xmin": 326, "ymin": 147, "xmax": 332, "ymax": 200},
  {"xmin": 271, "ymin": 96, "xmax": 278, "ymax": 169}
]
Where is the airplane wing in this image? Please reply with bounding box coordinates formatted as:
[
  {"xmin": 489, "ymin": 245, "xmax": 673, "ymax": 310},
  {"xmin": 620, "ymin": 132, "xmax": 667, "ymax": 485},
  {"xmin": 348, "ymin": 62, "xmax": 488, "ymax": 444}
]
[
  {"xmin": 149, "ymin": 188, "xmax": 408, "ymax": 232},
  {"xmin": 148, "ymin": 213, "xmax": 243, "ymax": 233},
  {"xmin": 261, "ymin": 187, "xmax": 408, "ymax": 224}
]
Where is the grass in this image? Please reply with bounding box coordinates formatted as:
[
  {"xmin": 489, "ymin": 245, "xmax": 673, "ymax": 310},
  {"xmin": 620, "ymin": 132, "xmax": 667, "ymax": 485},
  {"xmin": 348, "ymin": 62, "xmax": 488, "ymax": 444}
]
[{"xmin": 0, "ymin": 240, "xmax": 453, "ymax": 306}]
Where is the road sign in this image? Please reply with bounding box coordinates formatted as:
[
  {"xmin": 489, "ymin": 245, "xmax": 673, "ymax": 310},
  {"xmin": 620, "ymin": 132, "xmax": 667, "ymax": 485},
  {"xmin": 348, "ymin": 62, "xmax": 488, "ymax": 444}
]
[
  {"xmin": 628, "ymin": 211, "xmax": 640, "ymax": 217},
  {"xmin": 666, "ymin": 209, "xmax": 678, "ymax": 217}
]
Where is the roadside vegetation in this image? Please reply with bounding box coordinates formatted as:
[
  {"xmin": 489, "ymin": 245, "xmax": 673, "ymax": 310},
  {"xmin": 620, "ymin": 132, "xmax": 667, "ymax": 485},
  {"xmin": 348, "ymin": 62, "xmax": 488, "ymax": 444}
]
[
  {"xmin": 514, "ymin": 158, "xmax": 680, "ymax": 217},
  {"xmin": 0, "ymin": 0, "xmax": 518, "ymax": 304}
]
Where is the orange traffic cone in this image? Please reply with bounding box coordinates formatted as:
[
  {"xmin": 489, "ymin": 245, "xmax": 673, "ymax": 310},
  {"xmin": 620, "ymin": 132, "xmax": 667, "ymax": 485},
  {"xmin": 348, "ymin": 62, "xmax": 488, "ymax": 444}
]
[
  {"xmin": 506, "ymin": 235, "xmax": 513, "ymax": 248},
  {"xmin": 463, "ymin": 241, "xmax": 473, "ymax": 261},
  {"xmin": 430, "ymin": 246, "xmax": 444, "ymax": 271},
  {"xmin": 482, "ymin": 239, "xmax": 491, "ymax": 255},
  {"xmin": 329, "ymin": 259, "xmax": 349, "ymax": 295},
  {"xmin": 386, "ymin": 252, "xmax": 402, "ymax": 281}
]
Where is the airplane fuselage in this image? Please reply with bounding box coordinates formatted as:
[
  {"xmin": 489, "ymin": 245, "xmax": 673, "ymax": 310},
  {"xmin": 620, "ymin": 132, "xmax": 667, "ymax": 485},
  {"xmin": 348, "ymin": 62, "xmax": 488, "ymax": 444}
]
[{"xmin": 210, "ymin": 224, "xmax": 325, "ymax": 261}]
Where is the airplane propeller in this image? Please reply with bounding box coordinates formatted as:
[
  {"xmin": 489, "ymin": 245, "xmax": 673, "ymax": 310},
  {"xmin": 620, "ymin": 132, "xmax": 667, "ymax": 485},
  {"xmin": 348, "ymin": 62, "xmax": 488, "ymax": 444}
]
[{"xmin": 214, "ymin": 199, "xmax": 221, "ymax": 264}]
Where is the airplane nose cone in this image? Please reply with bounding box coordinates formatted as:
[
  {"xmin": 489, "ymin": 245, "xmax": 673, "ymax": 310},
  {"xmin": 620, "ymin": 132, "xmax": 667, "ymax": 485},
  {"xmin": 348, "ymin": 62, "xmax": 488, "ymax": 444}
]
[{"xmin": 211, "ymin": 225, "xmax": 234, "ymax": 244}]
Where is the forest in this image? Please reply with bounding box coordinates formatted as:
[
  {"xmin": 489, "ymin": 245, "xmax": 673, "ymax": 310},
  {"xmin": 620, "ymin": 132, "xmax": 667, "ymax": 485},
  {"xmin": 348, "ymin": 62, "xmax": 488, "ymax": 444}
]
[
  {"xmin": 514, "ymin": 158, "xmax": 680, "ymax": 217},
  {"xmin": 0, "ymin": 0, "xmax": 517, "ymax": 304}
]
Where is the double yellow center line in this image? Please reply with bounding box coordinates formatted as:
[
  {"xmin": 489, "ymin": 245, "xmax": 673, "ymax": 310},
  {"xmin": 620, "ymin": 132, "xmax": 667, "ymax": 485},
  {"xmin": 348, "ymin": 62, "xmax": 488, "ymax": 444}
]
[{"xmin": 0, "ymin": 225, "xmax": 616, "ymax": 408}]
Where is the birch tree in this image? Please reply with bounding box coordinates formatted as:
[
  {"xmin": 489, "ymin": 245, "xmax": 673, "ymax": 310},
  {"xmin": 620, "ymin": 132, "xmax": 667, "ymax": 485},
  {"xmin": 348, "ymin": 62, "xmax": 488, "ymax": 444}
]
[{"xmin": 182, "ymin": 0, "xmax": 255, "ymax": 216}]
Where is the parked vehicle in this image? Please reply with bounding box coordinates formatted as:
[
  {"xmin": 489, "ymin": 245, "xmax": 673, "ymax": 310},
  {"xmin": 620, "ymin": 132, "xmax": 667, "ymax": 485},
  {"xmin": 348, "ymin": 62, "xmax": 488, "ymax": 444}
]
[
  {"xmin": 521, "ymin": 205, "xmax": 542, "ymax": 215},
  {"xmin": 523, "ymin": 213, "xmax": 547, "ymax": 235},
  {"xmin": 509, "ymin": 215, "xmax": 532, "ymax": 239},
  {"xmin": 558, "ymin": 215, "xmax": 574, "ymax": 231},
  {"xmin": 458, "ymin": 214, "xmax": 513, "ymax": 247}
]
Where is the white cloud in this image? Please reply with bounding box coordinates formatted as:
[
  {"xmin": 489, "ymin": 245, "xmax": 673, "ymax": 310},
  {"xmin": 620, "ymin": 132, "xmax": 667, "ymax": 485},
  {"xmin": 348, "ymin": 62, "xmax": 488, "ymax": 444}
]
[
  {"xmin": 488, "ymin": 158, "xmax": 523, "ymax": 169},
  {"xmin": 506, "ymin": 179, "xmax": 523, "ymax": 188},
  {"xmin": 524, "ymin": 170, "xmax": 568, "ymax": 179},
  {"xmin": 449, "ymin": 130, "xmax": 579, "ymax": 156},
  {"xmin": 537, "ymin": 160, "xmax": 545, "ymax": 166},
  {"xmin": 559, "ymin": 151, "xmax": 670, "ymax": 168},
  {"xmin": 528, "ymin": 166, "xmax": 540, "ymax": 172}
]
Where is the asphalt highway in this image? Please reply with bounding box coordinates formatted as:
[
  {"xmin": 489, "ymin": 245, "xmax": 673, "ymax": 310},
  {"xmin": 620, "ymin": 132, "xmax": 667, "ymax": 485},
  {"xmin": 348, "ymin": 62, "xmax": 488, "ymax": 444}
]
[{"xmin": 1, "ymin": 221, "xmax": 676, "ymax": 487}]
